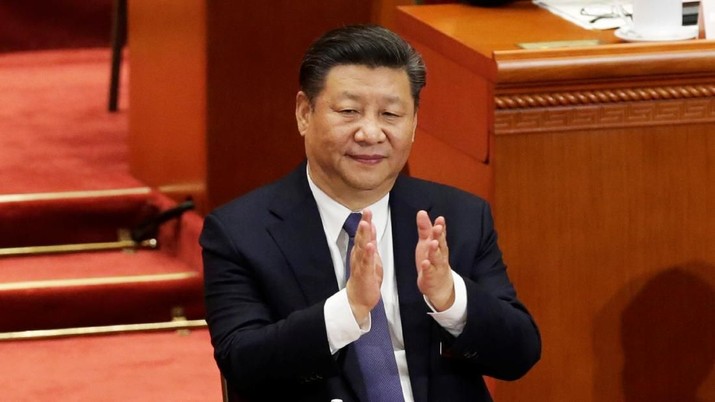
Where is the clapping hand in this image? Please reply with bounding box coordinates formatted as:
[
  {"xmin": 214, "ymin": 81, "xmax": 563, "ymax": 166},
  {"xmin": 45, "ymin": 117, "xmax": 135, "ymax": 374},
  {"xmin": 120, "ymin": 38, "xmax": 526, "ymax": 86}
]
[
  {"xmin": 345, "ymin": 209, "xmax": 383, "ymax": 324},
  {"xmin": 415, "ymin": 210, "xmax": 455, "ymax": 311}
]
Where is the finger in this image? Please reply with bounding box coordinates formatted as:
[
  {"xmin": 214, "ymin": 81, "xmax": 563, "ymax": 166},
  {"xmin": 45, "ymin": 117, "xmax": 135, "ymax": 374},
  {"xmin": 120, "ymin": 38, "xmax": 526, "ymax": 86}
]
[
  {"xmin": 356, "ymin": 219, "xmax": 372, "ymax": 241},
  {"xmin": 353, "ymin": 216, "xmax": 380, "ymax": 276},
  {"xmin": 360, "ymin": 240, "xmax": 376, "ymax": 269},
  {"xmin": 434, "ymin": 216, "xmax": 446, "ymax": 236},
  {"xmin": 354, "ymin": 207, "xmax": 375, "ymax": 246},
  {"xmin": 424, "ymin": 239, "xmax": 448, "ymax": 276},
  {"xmin": 417, "ymin": 258, "xmax": 431, "ymax": 279},
  {"xmin": 361, "ymin": 208, "xmax": 373, "ymax": 226},
  {"xmin": 432, "ymin": 216, "xmax": 449, "ymax": 260},
  {"xmin": 427, "ymin": 239, "xmax": 441, "ymax": 265},
  {"xmin": 416, "ymin": 258, "xmax": 434, "ymax": 290},
  {"xmin": 416, "ymin": 210, "xmax": 433, "ymax": 240},
  {"xmin": 431, "ymin": 223, "xmax": 443, "ymax": 241},
  {"xmin": 360, "ymin": 208, "xmax": 377, "ymax": 244}
]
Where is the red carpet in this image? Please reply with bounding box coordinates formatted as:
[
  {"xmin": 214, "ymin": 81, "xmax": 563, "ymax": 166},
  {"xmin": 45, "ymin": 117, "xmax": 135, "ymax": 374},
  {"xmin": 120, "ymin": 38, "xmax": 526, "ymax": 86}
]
[
  {"xmin": 1, "ymin": 329, "xmax": 222, "ymax": 401},
  {"xmin": 1, "ymin": 2, "xmax": 218, "ymax": 399},
  {"xmin": 0, "ymin": 48, "xmax": 141, "ymax": 194},
  {"xmin": 0, "ymin": 46, "xmax": 215, "ymax": 397},
  {"xmin": 0, "ymin": 36, "xmax": 206, "ymax": 331},
  {"xmin": 0, "ymin": 189, "xmax": 206, "ymax": 332}
]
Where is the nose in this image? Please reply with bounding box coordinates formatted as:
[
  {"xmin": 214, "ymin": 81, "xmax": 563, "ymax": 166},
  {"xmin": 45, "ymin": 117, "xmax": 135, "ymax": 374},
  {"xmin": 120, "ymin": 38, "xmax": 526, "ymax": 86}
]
[{"xmin": 354, "ymin": 115, "xmax": 386, "ymax": 144}]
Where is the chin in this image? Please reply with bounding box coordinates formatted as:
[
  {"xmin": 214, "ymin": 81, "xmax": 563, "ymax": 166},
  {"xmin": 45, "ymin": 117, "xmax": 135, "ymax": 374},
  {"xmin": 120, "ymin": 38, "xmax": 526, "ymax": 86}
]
[{"xmin": 346, "ymin": 174, "xmax": 393, "ymax": 193}]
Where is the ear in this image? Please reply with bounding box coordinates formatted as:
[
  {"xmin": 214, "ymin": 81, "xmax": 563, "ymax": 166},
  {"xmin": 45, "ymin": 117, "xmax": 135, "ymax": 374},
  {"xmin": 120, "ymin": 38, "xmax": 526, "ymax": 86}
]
[
  {"xmin": 411, "ymin": 112, "xmax": 418, "ymax": 142},
  {"xmin": 295, "ymin": 91, "xmax": 311, "ymax": 137}
]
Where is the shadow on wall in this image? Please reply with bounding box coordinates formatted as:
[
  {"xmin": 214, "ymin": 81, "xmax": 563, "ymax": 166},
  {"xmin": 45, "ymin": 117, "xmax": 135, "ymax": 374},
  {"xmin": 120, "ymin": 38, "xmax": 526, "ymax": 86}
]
[{"xmin": 593, "ymin": 262, "xmax": 715, "ymax": 401}]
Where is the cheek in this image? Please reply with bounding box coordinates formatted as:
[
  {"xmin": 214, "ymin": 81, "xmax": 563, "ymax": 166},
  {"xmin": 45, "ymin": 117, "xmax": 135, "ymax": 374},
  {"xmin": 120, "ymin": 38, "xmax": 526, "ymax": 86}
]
[
  {"xmin": 391, "ymin": 127, "xmax": 416, "ymax": 150},
  {"xmin": 396, "ymin": 140, "xmax": 413, "ymax": 160},
  {"xmin": 320, "ymin": 127, "xmax": 356, "ymax": 150},
  {"xmin": 314, "ymin": 115, "xmax": 350, "ymax": 140},
  {"xmin": 306, "ymin": 127, "xmax": 350, "ymax": 159}
]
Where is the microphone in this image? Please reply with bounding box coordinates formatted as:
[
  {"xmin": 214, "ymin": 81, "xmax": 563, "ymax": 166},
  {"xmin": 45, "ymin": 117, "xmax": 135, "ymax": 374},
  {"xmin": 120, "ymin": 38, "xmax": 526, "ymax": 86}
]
[{"xmin": 130, "ymin": 199, "xmax": 195, "ymax": 242}]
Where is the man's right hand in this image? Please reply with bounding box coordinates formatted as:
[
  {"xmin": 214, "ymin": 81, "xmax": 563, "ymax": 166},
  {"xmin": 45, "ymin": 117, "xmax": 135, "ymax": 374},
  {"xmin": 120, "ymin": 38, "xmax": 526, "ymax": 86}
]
[{"xmin": 345, "ymin": 209, "xmax": 383, "ymax": 325}]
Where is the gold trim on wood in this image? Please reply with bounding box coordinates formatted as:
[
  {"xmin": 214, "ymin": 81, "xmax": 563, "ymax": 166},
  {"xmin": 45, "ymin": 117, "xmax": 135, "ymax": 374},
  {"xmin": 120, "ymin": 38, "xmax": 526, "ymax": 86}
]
[
  {"xmin": 495, "ymin": 97, "xmax": 715, "ymax": 135},
  {"xmin": 0, "ymin": 272, "xmax": 199, "ymax": 291},
  {"xmin": 495, "ymin": 84, "xmax": 715, "ymax": 110},
  {"xmin": 0, "ymin": 238, "xmax": 157, "ymax": 257},
  {"xmin": 0, "ymin": 319, "xmax": 207, "ymax": 341},
  {"xmin": 0, "ymin": 187, "xmax": 152, "ymax": 204}
]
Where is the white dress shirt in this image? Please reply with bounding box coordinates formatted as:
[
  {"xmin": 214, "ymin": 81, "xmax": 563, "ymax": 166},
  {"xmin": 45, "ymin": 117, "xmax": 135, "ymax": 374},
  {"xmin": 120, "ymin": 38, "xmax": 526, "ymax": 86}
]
[{"xmin": 307, "ymin": 167, "xmax": 467, "ymax": 402}]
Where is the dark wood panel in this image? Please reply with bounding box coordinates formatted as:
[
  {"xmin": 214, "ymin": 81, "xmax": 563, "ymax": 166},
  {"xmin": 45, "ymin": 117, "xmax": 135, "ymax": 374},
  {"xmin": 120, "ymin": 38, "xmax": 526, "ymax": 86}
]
[
  {"xmin": 128, "ymin": 1, "xmax": 377, "ymax": 214},
  {"xmin": 204, "ymin": 1, "xmax": 372, "ymax": 210}
]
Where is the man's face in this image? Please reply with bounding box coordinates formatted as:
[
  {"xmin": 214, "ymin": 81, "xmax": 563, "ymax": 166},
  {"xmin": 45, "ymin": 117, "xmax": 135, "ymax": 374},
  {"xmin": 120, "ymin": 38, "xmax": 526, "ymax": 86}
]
[{"xmin": 295, "ymin": 64, "xmax": 417, "ymax": 209}]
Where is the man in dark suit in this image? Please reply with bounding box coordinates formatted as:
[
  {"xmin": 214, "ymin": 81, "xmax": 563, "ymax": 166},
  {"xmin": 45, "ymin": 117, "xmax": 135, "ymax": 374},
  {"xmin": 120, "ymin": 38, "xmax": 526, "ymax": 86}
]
[{"xmin": 200, "ymin": 25, "xmax": 540, "ymax": 402}]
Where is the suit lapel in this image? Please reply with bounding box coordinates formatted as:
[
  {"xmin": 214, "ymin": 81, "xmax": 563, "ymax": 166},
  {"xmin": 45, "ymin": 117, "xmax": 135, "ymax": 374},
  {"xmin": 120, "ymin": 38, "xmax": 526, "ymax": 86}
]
[
  {"xmin": 267, "ymin": 165, "xmax": 364, "ymax": 401},
  {"xmin": 266, "ymin": 165, "xmax": 339, "ymax": 306}
]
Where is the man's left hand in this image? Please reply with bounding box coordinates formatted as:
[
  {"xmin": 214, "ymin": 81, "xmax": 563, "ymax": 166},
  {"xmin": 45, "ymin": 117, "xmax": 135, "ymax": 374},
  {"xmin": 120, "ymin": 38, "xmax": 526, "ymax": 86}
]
[{"xmin": 415, "ymin": 210, "xmax": 455, "ymax": 311}]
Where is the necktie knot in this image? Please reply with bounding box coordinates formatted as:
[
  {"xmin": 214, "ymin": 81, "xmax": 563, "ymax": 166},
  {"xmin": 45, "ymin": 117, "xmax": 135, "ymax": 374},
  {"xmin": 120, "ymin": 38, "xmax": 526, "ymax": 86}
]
[{"xmin": 343, "ymin": 212, "xmax": 362, "ymax": 238}]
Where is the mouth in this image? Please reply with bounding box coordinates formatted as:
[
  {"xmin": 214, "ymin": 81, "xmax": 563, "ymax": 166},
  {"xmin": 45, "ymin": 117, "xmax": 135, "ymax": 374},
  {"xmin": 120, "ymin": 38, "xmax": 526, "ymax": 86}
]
[{"xmin": 348, "ymin": 154, "xmax": 385, "ymax": 165}]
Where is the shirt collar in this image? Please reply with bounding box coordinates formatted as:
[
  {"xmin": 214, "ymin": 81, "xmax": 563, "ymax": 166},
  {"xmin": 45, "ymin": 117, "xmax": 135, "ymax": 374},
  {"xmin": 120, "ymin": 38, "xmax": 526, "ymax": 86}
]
[{"xmin": 306, "ymin": 164, "xmax": 390, "ymax": 245}]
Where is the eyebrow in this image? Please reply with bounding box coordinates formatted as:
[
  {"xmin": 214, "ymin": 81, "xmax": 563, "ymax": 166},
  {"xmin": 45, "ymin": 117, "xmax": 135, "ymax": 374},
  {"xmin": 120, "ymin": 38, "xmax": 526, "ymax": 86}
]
[{"xmin": 338, "ymin": 91, "xmax": 405, "ymax": 104}]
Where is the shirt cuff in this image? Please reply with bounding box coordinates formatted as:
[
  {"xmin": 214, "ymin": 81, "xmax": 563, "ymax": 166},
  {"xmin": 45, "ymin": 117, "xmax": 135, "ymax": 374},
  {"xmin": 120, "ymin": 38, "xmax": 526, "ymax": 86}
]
[
  {"xmin": 324, "ymin": 288, "xmax": 370, "ymax": 354},
  {"xmin": 425, "ymin": 270, "xmax": 467, "ymax": 337}
]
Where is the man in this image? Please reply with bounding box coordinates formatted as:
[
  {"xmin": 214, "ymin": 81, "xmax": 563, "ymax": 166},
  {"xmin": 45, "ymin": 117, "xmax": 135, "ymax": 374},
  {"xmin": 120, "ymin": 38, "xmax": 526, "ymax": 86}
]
[{"xmin": 201, "ymin": 25, "xmax": 540, "ymax": 402}]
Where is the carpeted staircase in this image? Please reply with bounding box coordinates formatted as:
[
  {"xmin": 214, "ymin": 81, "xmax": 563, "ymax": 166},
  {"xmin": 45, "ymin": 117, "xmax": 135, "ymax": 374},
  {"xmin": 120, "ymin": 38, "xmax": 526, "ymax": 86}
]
[
  {"xmin": 0, "ymin": 48, "xmax": 216, "ymax": 400},
  {"xmin": 0, "ymin": 188, "xmax": 205, "ymax": 332},
  {"xmin": 0, "ymin": 0, "xmax": 208, "ymax": 332},
  {"xmin": 0, "ymin": 45, "xmax": 206, "ymax": 333},
  {"xmin": 0, "ymin": 4, "xmax": 218, "ymax": 400}
]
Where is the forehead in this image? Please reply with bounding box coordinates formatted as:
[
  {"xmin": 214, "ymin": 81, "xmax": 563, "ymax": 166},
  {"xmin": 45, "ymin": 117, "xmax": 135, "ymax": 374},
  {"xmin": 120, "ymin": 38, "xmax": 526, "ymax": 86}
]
[{"xmin": 320, "ymin": 64, "xmax": 412, "ymax": 99}]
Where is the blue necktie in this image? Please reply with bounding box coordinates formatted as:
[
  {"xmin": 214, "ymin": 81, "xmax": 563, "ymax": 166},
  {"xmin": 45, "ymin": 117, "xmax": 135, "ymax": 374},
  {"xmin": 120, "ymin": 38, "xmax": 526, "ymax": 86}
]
[{"xmin": 343, "ymin": 212, "xmax": 405, "ymax": 402}]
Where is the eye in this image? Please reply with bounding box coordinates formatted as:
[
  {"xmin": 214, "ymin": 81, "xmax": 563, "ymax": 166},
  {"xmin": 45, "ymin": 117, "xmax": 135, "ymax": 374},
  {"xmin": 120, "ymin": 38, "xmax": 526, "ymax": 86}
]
[
  {"xmin": 382, "ymin": 111, "xmax": 402, "ymax": 120},
  {"xmin": 338, "ymin": 108, "xmax": 360, "ymax": 119}
]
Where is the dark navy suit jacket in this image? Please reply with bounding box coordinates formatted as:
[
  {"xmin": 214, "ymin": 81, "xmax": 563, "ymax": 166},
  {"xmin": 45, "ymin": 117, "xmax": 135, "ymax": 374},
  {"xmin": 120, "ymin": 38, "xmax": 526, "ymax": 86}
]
[{"xmin": 200, "ymin": 163, "xmax": 540, "ymax": 402}]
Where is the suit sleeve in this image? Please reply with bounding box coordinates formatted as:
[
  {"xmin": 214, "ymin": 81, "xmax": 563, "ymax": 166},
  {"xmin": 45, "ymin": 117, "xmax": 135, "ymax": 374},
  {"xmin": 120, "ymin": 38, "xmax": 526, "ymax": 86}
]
[
  {"xmin": 442, "ymin": 202, "xmax": 541, "ymax": 381},
  {"xmin": 200, "ymin": 213, "xmax": 340, "ymax": 393}
]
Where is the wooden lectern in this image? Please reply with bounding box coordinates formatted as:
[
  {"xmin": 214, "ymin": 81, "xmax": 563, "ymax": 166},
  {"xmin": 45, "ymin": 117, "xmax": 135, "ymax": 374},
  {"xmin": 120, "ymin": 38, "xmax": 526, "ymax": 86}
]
[{"xmin": 397, "ymin": 3, "xmax": 715, "ymax": 401}]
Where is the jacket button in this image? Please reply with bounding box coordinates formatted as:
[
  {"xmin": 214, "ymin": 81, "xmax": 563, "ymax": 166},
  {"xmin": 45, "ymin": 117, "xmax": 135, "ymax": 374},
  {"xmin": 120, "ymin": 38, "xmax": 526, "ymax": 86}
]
[{"xmin": 463, "ymin": 351, "xmax": 479, "ymax": 359}]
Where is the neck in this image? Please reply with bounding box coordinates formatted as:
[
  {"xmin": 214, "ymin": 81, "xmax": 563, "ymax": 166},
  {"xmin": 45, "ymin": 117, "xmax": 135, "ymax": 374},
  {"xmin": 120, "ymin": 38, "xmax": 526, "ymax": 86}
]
[
  {"xmin": 306, "ymin": 166, "xmax": 393, "ymax": 211},
  {"xmin": 334, "ymin": 190, "xmax": 388, "ymax": 212}
]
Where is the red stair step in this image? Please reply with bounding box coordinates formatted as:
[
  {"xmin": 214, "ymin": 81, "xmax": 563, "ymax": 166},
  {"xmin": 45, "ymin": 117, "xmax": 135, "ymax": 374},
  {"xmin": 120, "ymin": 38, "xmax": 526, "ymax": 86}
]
[{"xmin": 0, "ymin": 189, "xmax": 205, "ymax": 332}]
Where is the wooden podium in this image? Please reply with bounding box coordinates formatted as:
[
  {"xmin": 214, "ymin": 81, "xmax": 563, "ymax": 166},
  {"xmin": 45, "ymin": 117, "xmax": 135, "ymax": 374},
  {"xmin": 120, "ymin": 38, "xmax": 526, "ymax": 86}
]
[{"xmin": 397, "ymin": 3, "xmax": 715, "ymax": 401}]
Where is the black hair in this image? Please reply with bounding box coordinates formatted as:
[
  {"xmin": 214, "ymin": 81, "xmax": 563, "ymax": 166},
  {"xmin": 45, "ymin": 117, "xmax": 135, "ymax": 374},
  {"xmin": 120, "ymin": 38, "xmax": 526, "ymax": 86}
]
[{"xmin": 299, "ymin": 24, "xmax": 426, "ymax": 108}]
